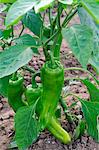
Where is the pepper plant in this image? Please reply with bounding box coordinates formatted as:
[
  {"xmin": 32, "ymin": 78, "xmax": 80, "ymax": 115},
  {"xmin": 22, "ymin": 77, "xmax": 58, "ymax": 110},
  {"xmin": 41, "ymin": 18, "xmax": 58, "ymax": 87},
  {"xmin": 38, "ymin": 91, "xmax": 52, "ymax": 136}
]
[{"xmin": 0, "ymin": 0, "xmax": 99, "ymax": 149}]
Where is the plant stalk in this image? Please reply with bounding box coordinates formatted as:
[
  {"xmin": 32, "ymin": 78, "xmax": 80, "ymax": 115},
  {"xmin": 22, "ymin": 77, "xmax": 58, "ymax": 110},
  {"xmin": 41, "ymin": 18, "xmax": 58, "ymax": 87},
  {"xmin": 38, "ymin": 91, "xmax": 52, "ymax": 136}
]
[
  {"xmin": 22, "ymin": 65, "xmax": 36, "ymax": 74},
  {"xmin": 64, "ymin": 67, "xmax": 98, "ymax": 85}
]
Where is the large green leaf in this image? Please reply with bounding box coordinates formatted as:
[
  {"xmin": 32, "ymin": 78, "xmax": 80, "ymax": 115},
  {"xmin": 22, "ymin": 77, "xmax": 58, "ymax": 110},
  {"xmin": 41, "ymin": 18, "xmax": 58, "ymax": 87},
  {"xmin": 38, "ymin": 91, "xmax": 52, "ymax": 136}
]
[
  {"xmin": 80, "ymin": 99, "xmax": 99, "ymax": 142},
  {"xmin": 15, "ymin": 34, "xmax": 36, "ymax": 46},
  {"xmin": 62, "ymin": 25, "xmax": 93, "ymax": 68},
  {"xmin": 22, "ymin": 10, "xmax": 42, "ymax": 37},
  {"xmin": 97, "ymin": 115, "xmax": 99, "ymax": 138},
  {"xmin": 15, "ymin": 104, "xmax": 39, "ymax": 149},
  {"xmin": 0, "ymin": 0, "xmax": 16, "ymax": 3},
  {"xmin": 0, "ymin": 45, "xmax": 33, "ymax": 78},
  {"xmin": 5, "ymin": 0, "xmax": 37, "ymax": 27},
  {"xmin": 82, "ymin": 78, "xmax": 99, "ymax": 102},
  {"xmin": 80, "ymin": 0, "xmax": 99, "ymax": 24},
  {"xmin": 78, "ymin": 8, "xmax": 99, "ymax": 54},
  {"xmin": 78, "ymin": 7, "xmax": 99, "ymax": 73},
  {"xmin": 0, "ymin": 75, "xmax": 11, "ymax": 97},
  {"xmin": 89, "ymin": 55, "xmax": 99, "ymax": 74},
  {"xmin": 34, "ymin": 0, "xmax": 55, "ymax": 13},
  {"xmin": 15, "ymin": 34, "xmax": 39, "ymax": 54}
]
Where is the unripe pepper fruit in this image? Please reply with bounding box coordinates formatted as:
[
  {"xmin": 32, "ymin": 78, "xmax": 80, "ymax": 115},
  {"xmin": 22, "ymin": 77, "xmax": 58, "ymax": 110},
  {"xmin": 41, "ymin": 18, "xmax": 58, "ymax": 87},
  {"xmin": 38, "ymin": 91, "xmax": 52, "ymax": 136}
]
[
  {"xmin": 39, "ymin": 60, "xmax": 71, "ymax": 144},
  {"xmin": 8, "ymin": 73, "xmax": 25, "ymax": 112},
  {"xmin": 25, "ymin": 72, "xmax": 42, "ymax": 113}
]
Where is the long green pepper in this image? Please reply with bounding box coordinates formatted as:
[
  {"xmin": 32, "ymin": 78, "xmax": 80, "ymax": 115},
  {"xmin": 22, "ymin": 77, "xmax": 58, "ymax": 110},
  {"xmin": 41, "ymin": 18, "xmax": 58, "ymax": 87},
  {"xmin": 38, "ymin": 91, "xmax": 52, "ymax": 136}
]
[{"xmin": 39, "ymin": 60, "xmax": 71, "ymax": 144}]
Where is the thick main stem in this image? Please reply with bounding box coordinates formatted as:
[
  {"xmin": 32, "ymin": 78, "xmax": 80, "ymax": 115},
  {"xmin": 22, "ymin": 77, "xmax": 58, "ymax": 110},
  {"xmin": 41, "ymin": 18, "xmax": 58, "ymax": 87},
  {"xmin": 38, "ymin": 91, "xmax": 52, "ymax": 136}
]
[{"xmin": 43, "ymin": 5, "xmax": 79, "ymax": 61}]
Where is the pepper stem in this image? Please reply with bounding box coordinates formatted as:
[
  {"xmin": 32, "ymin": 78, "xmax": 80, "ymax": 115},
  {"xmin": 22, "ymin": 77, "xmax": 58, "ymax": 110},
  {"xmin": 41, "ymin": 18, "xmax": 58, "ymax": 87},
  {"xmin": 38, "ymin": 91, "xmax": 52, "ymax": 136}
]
[
  {"xmin": 11, "ymin": 72, "xmax": 18, "ymax": 81},
  {"xmin": 49, "ymin": 51, "xmax": 57, "ymax": 69}
]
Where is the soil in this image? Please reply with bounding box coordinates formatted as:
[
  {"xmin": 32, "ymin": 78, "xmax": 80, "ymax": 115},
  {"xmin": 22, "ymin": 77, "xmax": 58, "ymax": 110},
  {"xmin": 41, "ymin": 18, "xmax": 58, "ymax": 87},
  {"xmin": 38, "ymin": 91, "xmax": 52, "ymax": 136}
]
[{"xmin": 0, "ymin": 12, "xmax": 99, "ymax": 150}]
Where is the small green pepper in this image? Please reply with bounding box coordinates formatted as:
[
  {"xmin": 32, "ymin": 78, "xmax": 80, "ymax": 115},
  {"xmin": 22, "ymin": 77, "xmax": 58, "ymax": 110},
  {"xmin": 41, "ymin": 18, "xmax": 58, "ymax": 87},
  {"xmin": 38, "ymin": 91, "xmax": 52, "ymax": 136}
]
[
  {"xmin": 25, "ymin": 72, "xmax": 42, "ymax": 113},
  {"xmin": 8, "ymin": 73, "xmax": 25, "ymax": 112},
  {"xmin": 25, "ymin": 84, "xmax": 42, "ymax": 106}
]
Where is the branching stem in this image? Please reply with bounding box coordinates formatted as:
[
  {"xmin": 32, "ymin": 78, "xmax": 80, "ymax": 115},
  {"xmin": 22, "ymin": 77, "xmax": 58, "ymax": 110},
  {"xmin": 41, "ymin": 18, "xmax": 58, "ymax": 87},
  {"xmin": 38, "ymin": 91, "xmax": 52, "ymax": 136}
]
[
  {"xmin": 64, "ymin": 67, "xmax": 98, "ymax": 85},
  {"xmin": 22, "ymin": 65, "xmax": 36, "ymax": 74}
]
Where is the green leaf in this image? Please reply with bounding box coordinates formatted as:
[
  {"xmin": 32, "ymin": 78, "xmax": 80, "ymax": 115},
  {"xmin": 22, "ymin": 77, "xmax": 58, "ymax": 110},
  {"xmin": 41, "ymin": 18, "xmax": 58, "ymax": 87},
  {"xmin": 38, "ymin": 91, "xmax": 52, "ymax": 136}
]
[
  {"xmin": 62, "ymin": 25, "xmax": 94, "ymax": 68},
  {"xmin": 0, "ymin": 45, "xmax": 33, "ymax": 78},
  {"xmin": 78, "ymin": 8, "xmax": 99, "ymax": 55},
  {"xmin": 15, "ymin": 34, "xmax": 39, "ymax": 54},
  {"xmin": 43, "ymin": 27, "xmax": 51, "ymax": 39},
  {"xmin": 8, "ymin": 141, "xmax": 18, "ymax": 149},
  {"xmin": 58, "ymin": 0, "xmax": 73, "ymax": 5},
  {"xmin": 15, "ymin": 104, "xmax": 39, "ymax": 149},
  {"xmin": 0, "ymin": 42, "xmax": 3, "ymax": 46},
  {"xmin": 41, "ymin": 27, "xmax": 51, "ymax": 43},
  {"xmin": 0, "ymin": 4, "xmax": 8, "ymax": 13},
  {"xmin": 55, "ymin": 108, "xmax": 61, "ymax": 118},
  {"xmin": 78, "ymin": 8, "xmax": 99, "ymax": 73},
  {"xmin": 15, "ymin": 34, "xmax": 36, "ymax": 46},
  {"xmin": 22, "ymin": 10, "xmax": 43, "ymax": 37},
  {"xmin": 3, "ymin": 29, "xmax": 12, "ymax": 39},
  {"xmin": 0, "ymin": 75, "xmax": 11, "ymax": 97},
  {"xmin": 89, "ymin": 55, "xmax": 99, "ymax": 74},
  {"xmin": 0, "ymin": 30, "xmax": 3, "ymax": 39},
  {"xmin": 34, "ymin": 0, "xmax": 54, "ymax": 13},
  {"xmin": 5, "ymin": 0, "xmax": 37, "ymax": 27},
  {"xmin": 97, "ymin": 115, "xmax": 99, "ymax": 138},
  {"xmin": 0, "ymin": 0, "xmax": 16, "ymax": 3},
  {"xmin": 80, "ymin": 99, "xmax": 99, "ymax": 142},
  {"xmin": 0, "ymin": 29, "xmax": 12, "ymax": 39},
  {"xmin": 80, "ymin": 0, "xmax": 99, "ymax": 24},
  {"xmin": 82, "ymin": 79, "xmax": 99, "ymax": 102}
]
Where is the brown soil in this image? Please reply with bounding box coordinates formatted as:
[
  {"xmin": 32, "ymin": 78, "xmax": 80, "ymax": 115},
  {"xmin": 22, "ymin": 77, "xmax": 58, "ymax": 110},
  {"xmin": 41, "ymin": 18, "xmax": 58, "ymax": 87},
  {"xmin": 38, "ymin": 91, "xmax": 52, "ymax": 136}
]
[{"xmin": 0, "ymin": 13, "xmax": 99, "ymax": 150}]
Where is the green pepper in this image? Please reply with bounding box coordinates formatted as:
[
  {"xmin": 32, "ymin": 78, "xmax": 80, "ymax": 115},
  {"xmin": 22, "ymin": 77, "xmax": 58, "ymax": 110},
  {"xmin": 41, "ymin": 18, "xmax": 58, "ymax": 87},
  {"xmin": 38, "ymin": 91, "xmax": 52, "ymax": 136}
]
[
  {"xmin": 39, "ymin": 60, "xmax": 71, "ymax": 144},
  {"xmin": 25, "ymin": 84, "xmax": 42, "ymax": 105},
  {"xmin": 25, "ymin": 72, "xmax": 42, "ymax": 115},
  {"xmin": 25, "ymin": 72, "xmax": 42, "ymax": 106},
  {"xmin": 8, "ymin": 73, "xmax": 25, "ymax": 112}
]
